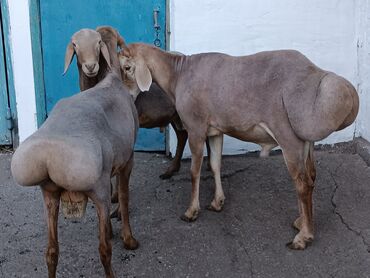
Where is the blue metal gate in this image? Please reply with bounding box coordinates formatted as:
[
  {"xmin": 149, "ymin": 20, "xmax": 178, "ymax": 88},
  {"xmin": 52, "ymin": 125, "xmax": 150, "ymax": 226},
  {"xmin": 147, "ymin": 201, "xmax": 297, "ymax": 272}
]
[
  {"xmin": 0, "ymin": 12, "xmax": 12, "ymax": 145},
  {"xmin": 38, "ymin": 0, "xmax": 166, "ymax": 151}
]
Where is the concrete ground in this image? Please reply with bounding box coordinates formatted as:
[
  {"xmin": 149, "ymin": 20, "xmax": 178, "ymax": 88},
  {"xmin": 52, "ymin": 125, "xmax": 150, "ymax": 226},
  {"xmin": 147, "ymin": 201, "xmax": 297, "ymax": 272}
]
[{"xmin": 1, "ymin": 143, "xmax": 370, "ymax": 278}]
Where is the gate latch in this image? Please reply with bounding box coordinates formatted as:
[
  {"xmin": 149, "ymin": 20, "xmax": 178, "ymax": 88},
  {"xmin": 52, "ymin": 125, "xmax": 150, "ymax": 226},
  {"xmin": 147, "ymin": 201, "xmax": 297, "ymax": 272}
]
[{"xmin": 153, "ymin": 8, "xmax": 161, "ymax": 47}]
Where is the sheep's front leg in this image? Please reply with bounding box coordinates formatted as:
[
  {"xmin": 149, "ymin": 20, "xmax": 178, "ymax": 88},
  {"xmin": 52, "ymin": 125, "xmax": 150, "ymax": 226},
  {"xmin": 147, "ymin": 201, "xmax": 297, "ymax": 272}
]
[
  {"xmin": 207, "ymin": 134, "xmax": 225, "ymax": 212},
  {"xmin": 181, "ymin": 135, "xmax": 204, "ymax": 222},
  {"xmin": 118, "ymin": 155, "xmax": 139, "ymax": 250},
  {"xmin": 41, "ymin": 185, "xmax": 61, "ymax": 278}
]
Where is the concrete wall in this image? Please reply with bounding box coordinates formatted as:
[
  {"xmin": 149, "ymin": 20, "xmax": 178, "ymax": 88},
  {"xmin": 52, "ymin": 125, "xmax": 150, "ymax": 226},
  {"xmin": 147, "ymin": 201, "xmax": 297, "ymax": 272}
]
[{"xmin": 169, "ymin": 0, "xmax": 360, "ymax": 156}]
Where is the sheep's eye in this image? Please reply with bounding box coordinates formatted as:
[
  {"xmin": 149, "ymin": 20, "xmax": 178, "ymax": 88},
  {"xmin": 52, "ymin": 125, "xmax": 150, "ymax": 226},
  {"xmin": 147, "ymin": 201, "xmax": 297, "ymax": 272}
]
[
  {"xmin": 72, "ymin": 42, "xmax": 76, "ymax": 47},
  {"xmin": 125, "ymin": 66, "xmax": 131, "ymax": 71},
  {"xmin": 98, "ymin": 40, "xmax": 102, "ymax": 44}
]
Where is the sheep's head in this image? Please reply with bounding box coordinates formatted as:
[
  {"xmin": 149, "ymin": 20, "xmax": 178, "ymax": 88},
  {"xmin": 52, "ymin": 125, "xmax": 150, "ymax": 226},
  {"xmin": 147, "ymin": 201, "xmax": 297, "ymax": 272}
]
[
  {"xmin": 118, "ymin": 46, "xmax": 152, "ymax": 100},
  {"xmin": 63, "ymin": 29, "xmax": 111, "ymax": 77}
]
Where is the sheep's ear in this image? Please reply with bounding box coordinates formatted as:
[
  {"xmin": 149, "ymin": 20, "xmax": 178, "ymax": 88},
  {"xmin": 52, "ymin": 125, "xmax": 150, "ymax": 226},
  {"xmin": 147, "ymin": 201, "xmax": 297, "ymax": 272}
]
[
  {"xmin": 120, "ymin": 47, "xmax": 131, "ymax": 57},
  {"xmin": 63, "ymin": 42, "xmax": 75, "ymax": 75},
  {"xmin": 100, "ymin": 41, "xmax": 111, "ymax": 69},
  {"xmin": 135, "ymin": 59, "xmax": 152, "ymax": 92}
]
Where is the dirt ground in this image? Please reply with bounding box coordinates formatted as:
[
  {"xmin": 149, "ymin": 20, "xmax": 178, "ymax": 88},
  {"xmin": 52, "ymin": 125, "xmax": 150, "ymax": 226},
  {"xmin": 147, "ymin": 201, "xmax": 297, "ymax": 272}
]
[{"xmin": 1, "ymin": 144, "xmax": 370, "ymax": 277}]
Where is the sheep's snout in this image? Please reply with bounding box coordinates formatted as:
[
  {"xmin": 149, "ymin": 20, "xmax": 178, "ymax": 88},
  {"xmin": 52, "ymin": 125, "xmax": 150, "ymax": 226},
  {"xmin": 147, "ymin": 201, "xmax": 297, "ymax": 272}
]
[{"xmin": 82, "ymin": 62, "xmax": 99, "ymax": 77}]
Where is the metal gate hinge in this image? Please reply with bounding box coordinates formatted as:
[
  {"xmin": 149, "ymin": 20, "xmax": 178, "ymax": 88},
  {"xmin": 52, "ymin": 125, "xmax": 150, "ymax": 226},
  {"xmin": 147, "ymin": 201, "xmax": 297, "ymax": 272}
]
[{"xmin": 6, "ymin": 107, "xmax": 13, "ymax": 130}]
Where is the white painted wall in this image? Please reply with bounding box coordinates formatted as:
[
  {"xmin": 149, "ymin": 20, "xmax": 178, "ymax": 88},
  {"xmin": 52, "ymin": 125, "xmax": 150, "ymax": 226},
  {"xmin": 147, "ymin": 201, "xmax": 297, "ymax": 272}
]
[
  {"xmin": 357, "ymin": 0, "xmax": 370, "ymax": 140},
  {"xmin": 8, "ymin": 0, "xmax": 37, "ymax": 142},
  {"xmin": 169, "ymin": 0, "xmax": 359, "ymax": 156}
]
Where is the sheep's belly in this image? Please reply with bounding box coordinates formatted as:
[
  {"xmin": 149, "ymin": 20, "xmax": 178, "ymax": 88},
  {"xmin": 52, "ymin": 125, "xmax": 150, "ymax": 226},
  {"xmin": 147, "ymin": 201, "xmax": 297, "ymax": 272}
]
[{"xmin": 226, "ymin": 123, "xmax": 277, "ymax": 145}]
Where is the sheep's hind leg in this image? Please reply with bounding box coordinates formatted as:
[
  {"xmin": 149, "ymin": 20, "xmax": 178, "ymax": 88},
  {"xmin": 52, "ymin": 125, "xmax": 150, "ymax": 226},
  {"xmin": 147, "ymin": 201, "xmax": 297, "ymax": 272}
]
[
  {"xmin": 89, "ymin": 183, "xmax": 115, "ymax": 278},
  {"xmin": 293, "ymin": 142, "xmax": 316, "ymax": 232},
  {"xmin": 41, "ymin": 183, "xmax": 61, "ymax": 278},
  {"xmin": 283, "ymin": 142, "xmax": 315, "ymax": 250},
  {"xmin": 160, "ymin": 124, "xmax": 188, "ymax": 179}
]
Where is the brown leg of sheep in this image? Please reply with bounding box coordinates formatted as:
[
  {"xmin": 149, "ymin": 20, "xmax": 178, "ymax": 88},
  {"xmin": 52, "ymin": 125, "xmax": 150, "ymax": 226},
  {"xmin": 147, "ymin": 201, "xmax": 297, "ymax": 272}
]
[
  {"xmin": 180, "ymin": 134, "xmax": 205, "ymax": 222},
  {"xmin": 160, "ymin": 123, "xmax": 188, "ymax": 179},
  {"xmin": 205, "ymin": 137, "xmax": 212, "ymax": 171},
  {"xmin": 283, "ymin": 142, "xmax": 315, "ymax": 250},
  {"xmin": 259, "ymin": 143, "xmax": 277, "ymax": 158},
  {"xmin": 89, "ymin": 188, "xmax": 115, "ymax": 278},
  {"xmin": 206, "ymin": 134, "xmax": 225, "ymax": 212},
  {"xmin": 111, "ymin": 176, "xmax": 118, "ymax": 203},
  {"xmin": 110, "ymin": 203, "xmax": 120, "ymax": 220},
  {"xmin": 293, "ymin": 142, "xmax": 316, "ymax": 231},
  {"xmin": 110, "ymin": 176, "xmax": 120, "ymax": 220},
  {"xmin": 118, "ymin": 154, "xmax": 139, "ymax": 250},
  {"xmin": 41, "ymin": 185, "xmax": 61, "ymax": 278}
]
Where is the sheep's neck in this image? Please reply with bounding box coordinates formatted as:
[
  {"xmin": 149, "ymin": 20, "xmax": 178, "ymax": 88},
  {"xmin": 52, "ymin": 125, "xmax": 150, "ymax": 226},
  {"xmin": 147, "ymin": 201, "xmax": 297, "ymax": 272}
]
[
  {"xmin": 106, "ymin": 41, "xmax": 121, "ymax": 76},
  {"xmin": 77, "ymin": 53, "xmax": 110, "ymax": 92},
  {"xmin": 78, "ymin": 64, "xmax": 99, "ymax": 91},
  {"xmin": 144, "ymin": 47, "xmax": 184, "ymax": 104}
]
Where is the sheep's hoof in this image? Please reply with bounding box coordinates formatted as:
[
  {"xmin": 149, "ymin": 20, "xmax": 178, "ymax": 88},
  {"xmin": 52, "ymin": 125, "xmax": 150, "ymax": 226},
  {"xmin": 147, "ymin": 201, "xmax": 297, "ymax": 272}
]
[
  {"xmin": 180, "ymin": 209, "xmax": 199, "ymax": 222},
  {"xmin": 206, "ymin": 199, "xmax": 224, "ymax": 212},
  {"xmin": 180, "ymin": 214, "xmax": 197, "ymax": 222},
  {"xmin": 206, "ymin": 163, "xmax": 212, "ymax": 172},
  {"xmin": 111, "ymin": 192, "xmax": 119, "ymax": 204},
  {"xmin": 123, "ymin": 236, "xmax": 139, "ymax": 250},
  {"xmin": 286, "ymin": 241, "xmax": 306, "ymax": 250},
  {"xmin": 110, "ymin": 211, "xmax": 117, "ymax": 219},
  {"xmin": 159, "ymin": 166, "xmax": 180, "ymax": 180},
  {"xmin": 110, "ymin": 206, "xmax": 121, "ymax": 221},
  {"xmin": 206, "ymin": 204, "xmax": 223, "ymax": 212},
  {"xmin": 159, "ymin": 172, "xmax": 173, "ymax": 180},
  {"xmin": 286, "ymin": 235, "xmax": 312, "ymax": 250}
]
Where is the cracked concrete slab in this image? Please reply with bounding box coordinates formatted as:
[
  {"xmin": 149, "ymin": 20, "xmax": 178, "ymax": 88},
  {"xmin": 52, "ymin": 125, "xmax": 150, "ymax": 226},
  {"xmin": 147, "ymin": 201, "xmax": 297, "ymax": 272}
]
[{"xmin": 1, "ymin": 146, "xmax": 370, "ymax": 278}]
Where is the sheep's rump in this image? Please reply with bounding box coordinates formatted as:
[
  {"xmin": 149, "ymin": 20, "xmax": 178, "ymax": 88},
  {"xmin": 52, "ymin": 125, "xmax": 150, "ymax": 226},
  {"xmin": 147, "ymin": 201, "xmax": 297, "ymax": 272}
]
[
  {"xmin": 283, "ymin": 72, "xmax": 358, "ymax": 142},
  {"xmin": 11, "ymin": 136, "xmax": 104, "ymax": 218},
  {"xmin": 11, "ymin": 136, "xmax": 103, "ymax": 189}
]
